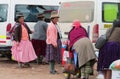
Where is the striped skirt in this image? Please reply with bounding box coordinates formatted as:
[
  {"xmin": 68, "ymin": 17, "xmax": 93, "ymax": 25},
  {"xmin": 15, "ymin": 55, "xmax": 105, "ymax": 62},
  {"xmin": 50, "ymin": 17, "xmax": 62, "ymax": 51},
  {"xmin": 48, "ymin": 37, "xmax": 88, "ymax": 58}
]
[{"xmin": 45, "ymin": 40, "xmax": 62, "ymax": 63}]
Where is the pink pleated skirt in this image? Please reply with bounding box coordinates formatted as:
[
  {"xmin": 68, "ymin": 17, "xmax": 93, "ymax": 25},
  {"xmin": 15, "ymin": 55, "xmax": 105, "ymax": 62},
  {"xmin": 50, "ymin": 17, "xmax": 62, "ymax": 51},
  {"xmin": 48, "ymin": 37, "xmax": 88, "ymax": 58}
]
[{"xmin": 11, "ymin": 40, "xmax": 37, "ymax": 63}]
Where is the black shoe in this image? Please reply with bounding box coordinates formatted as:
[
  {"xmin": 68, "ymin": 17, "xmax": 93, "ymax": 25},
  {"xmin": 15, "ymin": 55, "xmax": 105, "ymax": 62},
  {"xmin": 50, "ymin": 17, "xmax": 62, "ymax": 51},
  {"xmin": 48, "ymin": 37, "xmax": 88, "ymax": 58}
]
[
  {"xmin": 24, "ymin": 63, "xmax": 31, "ymax": 68},
  {"xmin": 50, "ymin": 71, "xmax": 56, "ymax": 74},
  {"xmin": 50, "ymin": 70, "xmax": 59, "ymax": 74},
  {"xmin": 81, "ymin": 78, "xmax": 88, "ymax": 79},
  {"xmin": 54, "ymin": 70, "xmax": 59, "ymax": 74},
  {"xmin": 18, "ymin": 62, "xmax": 23, "ymax": 68}
]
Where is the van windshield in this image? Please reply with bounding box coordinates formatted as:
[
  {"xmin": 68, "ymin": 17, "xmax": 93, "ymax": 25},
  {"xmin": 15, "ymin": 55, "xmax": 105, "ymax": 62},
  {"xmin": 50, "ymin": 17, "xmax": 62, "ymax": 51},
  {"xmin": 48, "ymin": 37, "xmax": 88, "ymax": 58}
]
[
  {"xmin": 59, "ymin": 1, "xmax": 94, "ymax": 23},
  {"xmin": 103, "ymin": 3, "xmax": 120, "ymax": 22},
  {"xmin": 15, "ymin": 5, "xmax": 59, "ymax": 22},
  {"xmin": 0, "ymin": 4, "xmax": 8, "ymax": 22}
]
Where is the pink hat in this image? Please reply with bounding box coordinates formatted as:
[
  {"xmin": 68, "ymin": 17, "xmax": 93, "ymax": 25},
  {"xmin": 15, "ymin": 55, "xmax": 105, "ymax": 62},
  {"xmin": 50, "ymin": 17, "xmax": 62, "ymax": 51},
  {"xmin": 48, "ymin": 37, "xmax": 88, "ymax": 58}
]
[{"xmin": 72, "ymin": 19, "xmax": 81, "ymax": 28}]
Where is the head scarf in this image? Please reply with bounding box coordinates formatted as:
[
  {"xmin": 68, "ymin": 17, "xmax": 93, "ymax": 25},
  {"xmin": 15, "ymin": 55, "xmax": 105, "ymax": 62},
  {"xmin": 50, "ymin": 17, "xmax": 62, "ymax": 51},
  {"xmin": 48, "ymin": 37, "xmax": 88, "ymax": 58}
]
[
  {"xmin": 68, "ymin": 19, "xmax": 88, "ymax": 47},
  {"xmin": 72, "ymin": 19, "xmax": 81, "ymax": 28}
]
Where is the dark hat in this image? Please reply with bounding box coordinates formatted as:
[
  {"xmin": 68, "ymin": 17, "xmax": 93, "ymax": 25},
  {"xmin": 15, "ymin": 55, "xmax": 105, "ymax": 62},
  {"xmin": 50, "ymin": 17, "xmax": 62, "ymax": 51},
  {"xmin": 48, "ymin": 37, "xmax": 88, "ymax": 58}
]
[
  {"xmin": 50, "ymin": 11, "xmax": 59, "ymax": 19},
  {"xmin": 37, "ymin": 13, "xmax": 44, "ymax": 18},
  {"xmin": 16, "ymin": 13, "xmax": 24, "ymax": 17},
  {"xmin": 15, "ymin": 13, "xmax": 24, "ymax": 22}
]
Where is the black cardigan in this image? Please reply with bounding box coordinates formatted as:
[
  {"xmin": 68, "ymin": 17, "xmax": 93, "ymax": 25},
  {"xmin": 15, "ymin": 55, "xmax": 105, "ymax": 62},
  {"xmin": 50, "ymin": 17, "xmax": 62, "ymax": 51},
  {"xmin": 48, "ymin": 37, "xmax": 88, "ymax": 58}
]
[{"xmin": 14, "ymin": 23, "xmax": 32, "ymax": 42}]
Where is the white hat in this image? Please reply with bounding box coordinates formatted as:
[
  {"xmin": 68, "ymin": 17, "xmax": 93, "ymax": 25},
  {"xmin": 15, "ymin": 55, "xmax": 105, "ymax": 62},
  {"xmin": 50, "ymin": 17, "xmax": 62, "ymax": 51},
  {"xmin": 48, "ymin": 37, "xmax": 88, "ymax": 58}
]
[{"xmin": 50, "ymin": 11, "xmax": 59, "ymax": 19}]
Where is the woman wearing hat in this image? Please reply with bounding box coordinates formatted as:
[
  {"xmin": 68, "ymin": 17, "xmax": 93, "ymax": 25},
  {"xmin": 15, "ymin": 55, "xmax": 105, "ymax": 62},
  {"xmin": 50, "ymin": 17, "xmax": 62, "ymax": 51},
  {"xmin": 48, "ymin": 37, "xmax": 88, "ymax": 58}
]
[
  {"xmin": 32, "ymin": 13, "xmax": 48, "ymax": 64},
  {"xmin": 11, "ymin": 13, "xmax": 37, "ymax": 68},
  {"xmin": 46, "ymin": 11, "xmax": 62, "ymax": 74},
  {"xmin": 68, "ymin": 19, "xmax": 96, "ymax": 79}
]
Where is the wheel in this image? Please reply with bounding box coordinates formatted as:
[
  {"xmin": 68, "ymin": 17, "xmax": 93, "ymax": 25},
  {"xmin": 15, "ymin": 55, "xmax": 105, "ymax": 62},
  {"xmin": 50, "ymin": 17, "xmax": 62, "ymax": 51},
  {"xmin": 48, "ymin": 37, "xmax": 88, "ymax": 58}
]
[
  {"xmin": 6, "ymin": 53, "xmax": 12, "ymax": 60},
  {"xmin": 3, "ymin": 51, "xmax": 12, "ymax": 60}
]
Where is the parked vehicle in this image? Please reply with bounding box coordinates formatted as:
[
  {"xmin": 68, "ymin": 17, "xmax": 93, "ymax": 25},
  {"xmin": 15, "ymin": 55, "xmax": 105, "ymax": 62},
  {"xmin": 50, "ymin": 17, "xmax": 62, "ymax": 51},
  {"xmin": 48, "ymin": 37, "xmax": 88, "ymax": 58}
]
[
  {"xmin": 0, "ymin": 0, "xmax": 60, "ymax": 59},
  {"xmin": 58, "ymin": 0, "xmax": 120, "ymax": 47}
]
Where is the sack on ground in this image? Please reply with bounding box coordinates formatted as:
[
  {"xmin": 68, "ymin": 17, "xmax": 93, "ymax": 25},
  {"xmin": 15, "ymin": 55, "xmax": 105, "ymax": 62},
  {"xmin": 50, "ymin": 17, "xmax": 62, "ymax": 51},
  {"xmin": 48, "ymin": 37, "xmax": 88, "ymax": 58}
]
[
  {"xmin": 95, "ymin": 34, "xmax": 107, "ymax": 49},
  {"xmin": 63, "ymin": 57, "xmax": 76, "ymax": 74},
  {"xmin": 61, "ymin": 45, "xmax": 74, "ymax": 66}
]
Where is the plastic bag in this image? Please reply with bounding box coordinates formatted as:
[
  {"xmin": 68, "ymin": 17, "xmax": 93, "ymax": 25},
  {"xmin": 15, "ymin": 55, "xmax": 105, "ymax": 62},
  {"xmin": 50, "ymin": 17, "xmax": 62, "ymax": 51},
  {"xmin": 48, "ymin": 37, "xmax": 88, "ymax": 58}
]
[
  {"xmin": 63, "ymin": 57, "xmax": 76, "ymax": 74},
  {"xmin": 109, "ymin": 59, "xmax": 120, "ymax": 70}
]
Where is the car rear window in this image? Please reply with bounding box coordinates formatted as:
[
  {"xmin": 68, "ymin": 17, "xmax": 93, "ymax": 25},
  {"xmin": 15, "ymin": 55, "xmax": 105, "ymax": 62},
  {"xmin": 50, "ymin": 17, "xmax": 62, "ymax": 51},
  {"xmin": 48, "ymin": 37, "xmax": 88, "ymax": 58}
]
[
  {"xmin": 0, "ymin": 4, "xmax": 8, "ymax": 22},
  {"xmin": 102, "ymin": 3, "xmax": 120, "ymax": 22}
]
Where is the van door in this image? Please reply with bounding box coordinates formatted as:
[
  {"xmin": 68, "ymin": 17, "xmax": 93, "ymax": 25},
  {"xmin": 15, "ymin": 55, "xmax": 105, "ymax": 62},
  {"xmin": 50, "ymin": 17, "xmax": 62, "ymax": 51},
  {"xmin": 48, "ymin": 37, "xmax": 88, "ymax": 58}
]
[
  {"xmin": 100, "ymin": 0, "xmax": 120, "ymax": 29},
  {"xmin": 0, "ymin": 4, "xmax": 8, "ymax": 42},
  {"xmin": 59, "ymin": 0, "xmax": 95, "ymax": 40},
  {"xmin": 0, "ymin": 4, "xmax": 10, "ymax": 45},
  {"xmin": 59, "ymin": 0, "xmax": 120, "ymax": 42}
]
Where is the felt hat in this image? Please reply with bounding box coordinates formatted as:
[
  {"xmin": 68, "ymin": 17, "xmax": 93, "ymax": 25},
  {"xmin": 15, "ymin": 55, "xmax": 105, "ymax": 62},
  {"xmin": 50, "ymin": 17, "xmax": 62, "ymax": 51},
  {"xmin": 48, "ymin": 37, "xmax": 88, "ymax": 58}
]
[
  {"xmin": 37, "ymin": 13, "xmax": 44, "ymax": 18},
  {"xmin": 50, "ymin": 11, "xmax": 59, "ymax": 19}
]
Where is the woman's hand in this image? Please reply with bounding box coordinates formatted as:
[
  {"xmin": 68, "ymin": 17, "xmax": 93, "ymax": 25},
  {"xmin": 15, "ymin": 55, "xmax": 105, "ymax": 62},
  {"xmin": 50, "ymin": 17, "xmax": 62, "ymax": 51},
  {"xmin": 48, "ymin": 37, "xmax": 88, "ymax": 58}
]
[
  {"xmin": 54, "ymin": 44, "xmax": 57, "ymax": 48},
  {"xmin": 68, "ymin": 46, "xmax": 71, "ymax": 51}
]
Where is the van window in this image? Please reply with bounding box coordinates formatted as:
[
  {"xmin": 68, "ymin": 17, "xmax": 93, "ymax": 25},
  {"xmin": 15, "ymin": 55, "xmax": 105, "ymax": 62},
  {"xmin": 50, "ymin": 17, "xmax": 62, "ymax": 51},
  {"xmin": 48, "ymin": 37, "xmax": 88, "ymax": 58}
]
[
  {"xmin": 15, "ymin": 5, "xmax": 59, "ymax": 22},
  {"xmin": 0, "ymin": 4, "xmax": 8, "ymax": 22},
  {"xmin": 102, "ymin": 3, "xmax": 120, "ymax": 22},
  {"xmin": 59, "ymin": 1, "xmax": 94, "ymax": 23}
]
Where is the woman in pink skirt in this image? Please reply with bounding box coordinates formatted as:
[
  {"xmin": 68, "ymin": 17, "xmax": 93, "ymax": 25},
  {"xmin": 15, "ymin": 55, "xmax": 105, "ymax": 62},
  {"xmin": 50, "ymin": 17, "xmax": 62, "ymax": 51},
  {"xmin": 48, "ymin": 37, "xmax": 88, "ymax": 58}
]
[{"xmin": 11, "ymin": 13, "xmax": 37, "ymax": 68}]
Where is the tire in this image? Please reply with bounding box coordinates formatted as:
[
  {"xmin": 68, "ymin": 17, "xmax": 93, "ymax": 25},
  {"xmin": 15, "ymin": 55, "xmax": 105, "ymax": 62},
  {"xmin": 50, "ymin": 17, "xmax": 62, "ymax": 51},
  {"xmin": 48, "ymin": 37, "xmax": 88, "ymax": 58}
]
[
  {"xmin": 0, "ymin": 51, "xmax": 12, "ymax": 60},
  {"xmin": 6, "ymin": 53, "xmax": 12, "ymax": 60}
]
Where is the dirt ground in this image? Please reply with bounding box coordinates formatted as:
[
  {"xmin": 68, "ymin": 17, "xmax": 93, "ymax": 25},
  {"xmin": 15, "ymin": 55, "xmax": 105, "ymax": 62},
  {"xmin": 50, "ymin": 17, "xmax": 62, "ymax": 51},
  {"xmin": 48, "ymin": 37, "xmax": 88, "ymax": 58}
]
[
  {"xmin": 0, "ymin": 57, "xmax": 98, "ymax": 79},
  {"xmin": 0, "ymin": 57, "xmax": 66, "ymax": 79}
]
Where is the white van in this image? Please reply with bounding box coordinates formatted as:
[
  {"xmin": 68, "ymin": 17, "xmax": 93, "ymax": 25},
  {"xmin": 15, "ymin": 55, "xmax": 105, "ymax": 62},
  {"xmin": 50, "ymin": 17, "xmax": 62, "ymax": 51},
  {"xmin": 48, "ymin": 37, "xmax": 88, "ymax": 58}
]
[
  {"xmin": 0, "ymin": 0, "xmax": 60, "ymax": 59},
  {"xmin": 59, "ymin": 0, "xmax": 120, "ymax": 45}
]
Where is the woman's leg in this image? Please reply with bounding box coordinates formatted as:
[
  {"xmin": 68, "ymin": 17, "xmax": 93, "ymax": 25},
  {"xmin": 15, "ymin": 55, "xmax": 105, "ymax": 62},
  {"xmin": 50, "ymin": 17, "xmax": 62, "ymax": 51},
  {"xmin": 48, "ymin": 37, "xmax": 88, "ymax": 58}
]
[
  {"xmin": 84, "ymin": 62, "xmax": 92, "ymax": 79},
  {"xmin": 18, "ymin": 62, "xmax": 30, "ymax": 68},
  {"xmin": 49, "ymin": 60, "xmax": 55, "ymax": 74},
  {"xmin": 102, "ymin": 70, "xmax": 107, "ymax": 79},
  {"xmin": 105, "ymin": 70, "xmax": 112, "ymax": 79},
  {"xmin": 80, "ymin": 66, "xmax": 85, "ymax": 79},
  {"xmin": 18, "ymin": 62, "xmax": 22, "ymax": 68},
  {"xmin": 80, "ymin": 61, "xmax": 93, "ymax": 79},
  {"xmin": 49, "ymin": 61, "xmax": 54, "ymax": 72},
  {"xmin": 24, "ymin": 62, "xmax": 31, "ymax": 67}
]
